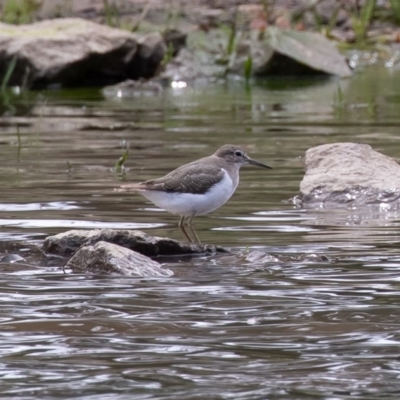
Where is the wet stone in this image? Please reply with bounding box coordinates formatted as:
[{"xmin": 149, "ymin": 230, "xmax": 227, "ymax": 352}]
[
  {"xmin": 298, "ymin": 142, "xmax": 400, "ymax": 208},
  {"xmin": 65, "ymin": 241, "xmax": 173, "ymax": 277},
  {"xmin": 245, "ymin": 251, "xmax": 329, "ymax": 264},
  {"xmin": 43, "ymin": 229, "xmax": 227, "ymax": 258},
  {"xmin": 0, "ymin": 254, "xmax": 26, "ymax": 263},
  {"xmin": 102, "ymin": 79, "xmax": 163, "ymax": 99}
]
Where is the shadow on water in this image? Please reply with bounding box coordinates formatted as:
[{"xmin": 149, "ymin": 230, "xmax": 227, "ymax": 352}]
[{"xmin": 1, "ymin": 67, "xmax": 400, "ymax": 398}]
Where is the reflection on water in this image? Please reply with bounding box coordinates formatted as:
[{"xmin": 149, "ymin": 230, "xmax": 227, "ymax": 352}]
[{"xmin": 1, "ymin": 67, "xmax": 400, "ymax": 398}]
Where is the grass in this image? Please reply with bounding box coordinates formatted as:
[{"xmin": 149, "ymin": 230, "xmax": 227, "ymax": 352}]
[
  {"xmin": 114, "ymin": 147, "xmax": 129, "ymax": 176},
  {"xmin": 389, "ymin": 0, "xmax": 400, "ymax": 23},
  {"xmin": 352, "ymin": 0, "xmax": 377, "ymax": 43},
  {"xmin": 0, "ymin": 0, "xmax": 41, "ymax": 24},
  {"xmin": 161, "ymin": 42, "xmax": 175, "ymax": 67},
  {"xmin": 244, "ymin": 55, "xmax": 253, "ymax": 85},
  {"xmin": 103, "ymin": 0, "xmax": 120, "ymax": 28},
  {"xmin": 0, "ymin": 56, "xmax": 17, "ymax": 92}
]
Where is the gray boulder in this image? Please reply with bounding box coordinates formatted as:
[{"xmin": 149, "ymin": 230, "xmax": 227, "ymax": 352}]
[
  {"xmin": 299, "ymin": 142, "xmax": 400, "ymax": 207},
  {"xmin": 65, "ymin": 241, "xmax": 173, "ymax": 277},
  {"xmin": 253, "ymin": 27, "xmax": 352, "ymax": 78},
  {"xmin": 0, "ymin": 18, "xmax": 166, "ymax": 88},
  {"xmin": 162, "ymin": 27, "xmax": 351, "ymax": 83},
  {"xmin": 43, "ymin": 229, "xmax": 226, "ymax": 257}
]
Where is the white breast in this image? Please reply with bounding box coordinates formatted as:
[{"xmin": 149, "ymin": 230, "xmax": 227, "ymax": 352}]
[{"xmin": 139, "ymin": 168, "xmax": 238, "ymax": 216}]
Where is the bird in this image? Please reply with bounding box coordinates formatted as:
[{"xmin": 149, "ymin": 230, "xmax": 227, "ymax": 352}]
[{"xmin": 115, "ymin": 144, "xmax": 272, "ymax": 243}]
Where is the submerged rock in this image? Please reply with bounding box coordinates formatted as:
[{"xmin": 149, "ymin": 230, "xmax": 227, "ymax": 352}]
[
  {"xmin": 298, "ymin": 143, "xmax": 400, "ymax": 208},
  {"xmin": 102, "ymin": 79, "xmax": 163, "ymax": 99},
  {"xmin": 65, "ymin": 241, "xmax": 173, "ymax": 277},
  {"xmin": 43, "ymin": 229, "xmax": 226, "ymax": 257},
  {"xmin": 245, "ymin": 250, "xmax": 329, "ymax": 264},
  {"xmin": 0, "ymin": 18, "xmax": 166, "ymax": 88},
  {"xmin": 0, "ymin": 254, "xmax": 25, "ymax": 263}
]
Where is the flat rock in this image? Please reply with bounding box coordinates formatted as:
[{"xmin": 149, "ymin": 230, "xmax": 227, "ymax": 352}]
[
  {"xmin": 66, "ymin": 241, "xmax": 173, "ymax": 277},
  {"xmin": 43, "ymin": 229, "xmax": 227, "ymax": 257},
  {"xmin": 245, "ymin": 250, "xmax": 329, "ymax": 264},
  {"xmin": 0, "ymin": 18, "xmax": 166, "ymax": 88},
  {"xmin": 299, "ymin": 142, "xmax": 400, "ymax": 207}
]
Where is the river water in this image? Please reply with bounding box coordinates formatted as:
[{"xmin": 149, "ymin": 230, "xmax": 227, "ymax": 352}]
[{"xmin": 1, "ymin": 66, "xmax": 400, "ymax": 399}]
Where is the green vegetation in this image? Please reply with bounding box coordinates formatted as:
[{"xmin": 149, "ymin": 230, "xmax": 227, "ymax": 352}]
[
  {"xmin": 0, "ymin": 0, "xmax": 41, "ymax": 24},
  {"xmin": 244, "ymin": 55, "xmax": 253, "ymax": 85},
  {"xmin": 351, "ymin": 0, "xmax": 376, "ymax": 43},
  {"xmin": 0, "ymin": 56, "xmax": 17, "ymax": 93},
  {"xmin": 389, "ymin": 0, "xmax": 400, "ymax": 22},
  {"xmin": 114, "ymin": 147, "xmax": 129, "ymax": 176},
  {"xmin": 103, "ymin": 0, "xmax": 120, "ymax": 28},
  {"xmin": 333, "ymin": 82, "xmax": 345, "ymax": 120},
  {"xmin": 161, "ymin": 42, "xmax": 175, "ymax": 67}
]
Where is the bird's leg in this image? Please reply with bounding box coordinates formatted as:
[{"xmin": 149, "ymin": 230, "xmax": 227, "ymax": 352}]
[
  {"xmin": 187, "ymin": 215, "xmax": 201, "ymax": 244},
  {"xmin": 178, "ymin": 216, "xmax": 194, "ymax": 243}
]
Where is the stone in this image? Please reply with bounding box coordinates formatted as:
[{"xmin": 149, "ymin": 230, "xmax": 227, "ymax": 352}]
[
  {"xmin": 160, "ymin": 47, "xmax": 225, "ymax": 82},
  {"xmin": 253, "ymin": 27, "xmax": 352, "ymax": 78},
  {"xmin": 166, "ymin": 27, "xmax": 351, "ymax": 83},
  {"xmin": 43, "ymin": 229, "xmax": 227, "ymax": 257},
  {"xmin": 245, "ymin": 251, "xmax": 328, "ymax": 264},
  {"xmin": 0, "ymin": 18, "xmax": 166, "ymax": 88},
  {"xmin": 65, "ymin": 241, "xmax": 173, "ymax": 277},
  {"xmin": 132, "ymin": 32, "xmax": 167, "ymax": 79},
  {"xmin": 163, "ymin": 29, "xmax": 187, "ymax": 57},
  {"xmin": 299, "ymin": 142, "xmax": 400, "ymax": 207},
  {"xmin": 102, "ymin": 78, "xmax": 163, "ymax": 99}
]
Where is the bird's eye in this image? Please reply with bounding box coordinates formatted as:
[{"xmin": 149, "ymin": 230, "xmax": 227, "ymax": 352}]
[{"xmin": 234, "ymin": 150, "xmax": 243, "ymax": 157}]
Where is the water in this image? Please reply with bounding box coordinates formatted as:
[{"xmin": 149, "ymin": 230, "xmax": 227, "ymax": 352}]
[{"xmin": 1, "ymin": 66, "xmax": 400, "ymax": 399}]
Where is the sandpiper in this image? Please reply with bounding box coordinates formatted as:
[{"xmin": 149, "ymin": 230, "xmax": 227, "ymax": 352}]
[{"xmin": 115, "ymin": 144, "xmax": 272, "ymax": 243}]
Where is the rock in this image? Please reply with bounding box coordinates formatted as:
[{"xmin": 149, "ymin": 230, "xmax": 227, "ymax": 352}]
[
  {"xmin": 299, "ymin": 143, "xmax": 400, "ymax": 208},
  {"xmin": 102, "ymin": 79, "xmax": 163, "ymax": 99},
  {"xmin": 43, "ymin": 229, "xmax": 227, "ymax": 257},
  {"xmin": 245, "ymin": 250, "xmax": 329, "ymax": 264},
  {"xmin": 163, "ymin": 29, "xmax": 187, "ymax": 57},
  {"xmin": 253, "ymin": 27, "xmax": 352, "ymax": 77},
  {"xmin": 65, "ymin": 241, "xmax": 173, "ymax": 277},
  {"xmin": 0, "ymin": 254, "xmax": 25, "ymax": 263},
  {"xmin": 161, "ymin": 47, "xmax": 225, "ymax": 82},
  {"xmin": 0, "ymin": 18, "xmax": 166, "ymax": 88},
  {"xmin": 132, "ymin": 33, "xmax": 167, "ymax": 80},
  {"xmin": 165, "ymin": 27, "xmax": 351, "ymax": 83}
]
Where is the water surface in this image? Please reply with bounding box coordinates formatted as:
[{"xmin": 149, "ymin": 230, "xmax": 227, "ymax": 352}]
[{"xmin": 1, "ymin": 67, "xmax": 400, "ymax": 399}]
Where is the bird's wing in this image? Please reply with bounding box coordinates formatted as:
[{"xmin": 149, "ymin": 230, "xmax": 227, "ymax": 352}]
[{"xmin": 142, "ymin": 163, "xmax": 225, "ymax": 194}]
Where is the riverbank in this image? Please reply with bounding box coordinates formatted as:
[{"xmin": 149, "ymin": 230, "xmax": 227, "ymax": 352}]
[
  {"xmin": 4, "ymin": 0, "xmax": 400, "ymax": 46},
  {"xmin": 0, "ymin": 0, "xmax": 399, "ymax": 89}
]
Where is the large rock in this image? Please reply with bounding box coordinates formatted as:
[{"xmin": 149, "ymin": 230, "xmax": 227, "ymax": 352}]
[
  {"xmin": 0, "ymin": 18, "xmax": 166, "ymax": 88},
  {"xmin": 65, "ymin": 241, "xmax": 173, "ymax": 277},
  {"xmin": 43, "ymin": 229, "xmax": 226, "ymax": 257},
  {"xmin": 299, "ymin": 143, "xmax": 400, "ymax": 207},
  {"xmin": 253, "ymin": 27, "xmax": 352, "ymax": 78},
  {"xmin": 162, "ymin": 27, "xmax": 351, "ymax": 82}
]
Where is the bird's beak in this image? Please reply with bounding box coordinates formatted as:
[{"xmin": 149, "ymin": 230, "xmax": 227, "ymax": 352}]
[{"xmin": 246, "ymin": 156, "xmax": 273, "ymax": 169}]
